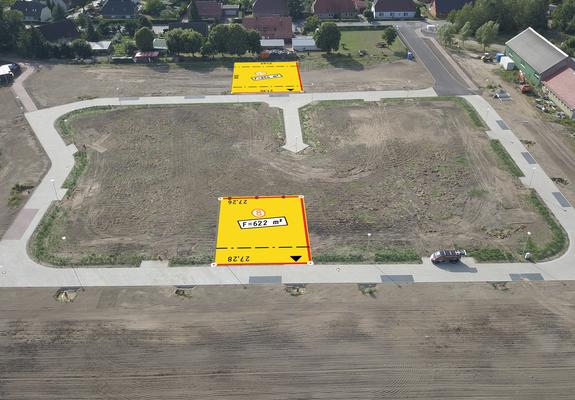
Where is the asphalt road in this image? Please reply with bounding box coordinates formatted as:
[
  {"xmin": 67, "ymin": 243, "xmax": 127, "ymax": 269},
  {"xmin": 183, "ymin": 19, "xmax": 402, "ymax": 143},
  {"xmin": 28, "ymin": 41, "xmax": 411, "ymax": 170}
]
[{"xmin": 398, "ymin": 26, "xmax": 471, "ymax": 96}]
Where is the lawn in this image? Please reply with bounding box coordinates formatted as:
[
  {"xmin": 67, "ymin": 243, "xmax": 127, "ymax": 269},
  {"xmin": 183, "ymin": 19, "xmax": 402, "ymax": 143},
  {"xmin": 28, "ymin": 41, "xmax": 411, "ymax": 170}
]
[{"xmin": 298, "ymin": 31, "xmax": 407, "ymax": 70}]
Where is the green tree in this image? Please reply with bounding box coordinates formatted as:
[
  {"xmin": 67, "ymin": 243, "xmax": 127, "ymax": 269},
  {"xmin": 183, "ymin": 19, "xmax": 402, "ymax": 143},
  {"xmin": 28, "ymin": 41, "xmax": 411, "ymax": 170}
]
[
  {"xmin": 143, "ymin": 0, "xmax": 165, "ymax": 15},
  {"xmin": 52, "ymin": 3, "xmax": 65, "ymax": 20},
  {"xmin": 459, "ymin": 21, "xmax": 472, "ymax": 46},
  {"xmin": 561, "ymin": 36, "xmax": 575, "ymax": 56},
  {"xmin": 303, "ymin": 15, "xmax": 320, "ymax": 34},
  {"xmin": 437, "ymin": 23, "xmax": 456, "ymax": 47},
  {"xmin": 208, "ymin": 24, "xmax": 229, "ymax": 54},
  {"xmin": 0, "ymin": 9, "xmax": 24, "ymax": 50},
  {"xmin": 313, "ymin": 22, "xmax": 340, "ymax": 53},
  {"xmin": 165, "ymin": 27, "xmax": 186, "ymax": 54},
  {"xmin": 552, "ymin": 0, "xmax": 575, "ymax": 34},
  {"xmin": 288, "ymin": 0, "xmax": 304, "ymax": 19},
  {"xmin": 134, "ymin": 27, "xmax": 154, "ymax": 50},
  {"xmin": 71, "ymin": 38, "xmax": 93, "ymax": 58},
  {"xmin": 200, "ymin": 39, "xmax": 216, "ymax": 57},
  {"xmin": 138, "ymin": 15, "xmax": 152, "ymax": 28},
  {"xmin": 363, "ymin": 9, "xmax": 374, "ymax": 22},
  {"xmin": 381, "ymin": 26, "xmax": 397, "ymax": 47},
  {"xmin": 182, "ymin": 29, "xmax": 204, "ymax": 55},
  {"xmin": 17, "ymin": 27, "xmax": 48, "ymax": 58},
  {"xmin": 124, "ymin": 20, "xmax": 139, "ymax": 36},
  {"xmin": 226, "ymin": 23, "xmax": 249, "ymax": 55},
  {"xmin": 85, "ymin": 20, "xmax": 100, "ymax": 41},
  {"xmin": 246, "ymin": 29, "xmax": 261, "ymax": 54},
  {"xmin": 475, "ymin": 20, "xmax": 499, "ymax": 51}
]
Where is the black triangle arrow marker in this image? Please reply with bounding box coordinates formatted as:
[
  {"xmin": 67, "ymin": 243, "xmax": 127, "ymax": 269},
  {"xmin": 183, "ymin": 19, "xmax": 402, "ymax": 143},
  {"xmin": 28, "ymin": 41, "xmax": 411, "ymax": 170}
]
[
  {"xmin": 287, "ymin": 88, "xmax": 293, "ymax": 91},
  {"xmin": 290, "ymin": 255, "xmax": 301, "ymax": 262}
]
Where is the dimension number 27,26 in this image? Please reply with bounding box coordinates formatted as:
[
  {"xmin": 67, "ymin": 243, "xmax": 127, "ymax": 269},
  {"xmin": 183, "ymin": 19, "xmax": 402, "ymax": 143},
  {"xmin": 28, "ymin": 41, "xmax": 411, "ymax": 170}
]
[{"xmin": 227, "ymin": 256, "xmax": 250, "ymax": 263}]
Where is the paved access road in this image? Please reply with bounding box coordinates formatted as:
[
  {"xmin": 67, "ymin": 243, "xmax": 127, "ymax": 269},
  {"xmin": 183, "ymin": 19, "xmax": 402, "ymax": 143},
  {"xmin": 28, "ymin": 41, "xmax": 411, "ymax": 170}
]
[
  {"xmin": 1, "ymin": 87, "xmax": 574, "ymax": 287},
  {"xmin": 1, "ymin": 25, "xmax": 574, "ymax": 287}
]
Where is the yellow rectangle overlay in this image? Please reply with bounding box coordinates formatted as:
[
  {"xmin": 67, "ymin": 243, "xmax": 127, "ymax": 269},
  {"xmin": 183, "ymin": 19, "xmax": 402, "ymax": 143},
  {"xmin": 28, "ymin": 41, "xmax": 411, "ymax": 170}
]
[
  {"xmin": 214, "ymin": 195, "xmax": 312, "ymax": 266},
  {"xmin": 231, "ymin": 62, "xmax": 304, "ymax": 94}
]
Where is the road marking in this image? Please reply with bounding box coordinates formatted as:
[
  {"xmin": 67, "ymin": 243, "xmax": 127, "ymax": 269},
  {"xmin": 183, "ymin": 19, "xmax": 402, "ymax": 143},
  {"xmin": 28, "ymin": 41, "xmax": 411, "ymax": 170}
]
[
  {"xmin": 510, "ymin": 273, "xmax": 544, "ymax": 281},
  {"xmin": 381, "ymin": 275, "xmax": 415, "ymax": 283},
  {"xmin": 552, "ymin": 192, "xmax": 571, "ymax": 208},
  {"xmin": 522, "ymin": 152, "xmax": 537, "ymax": 164},
  {"xmin": 496, "ymin": 120, "xmax": 509, "ymax": 130},
  {"xmin": 249, "ymin": 275, "xmax": 282, "ymax": 284}
]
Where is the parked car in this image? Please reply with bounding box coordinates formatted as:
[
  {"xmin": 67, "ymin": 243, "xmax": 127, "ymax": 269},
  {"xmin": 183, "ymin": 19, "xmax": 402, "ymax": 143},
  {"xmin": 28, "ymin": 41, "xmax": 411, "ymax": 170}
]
[{"xmin": 430, "ymin": 249, "xmax": 467, "ymax": 264}]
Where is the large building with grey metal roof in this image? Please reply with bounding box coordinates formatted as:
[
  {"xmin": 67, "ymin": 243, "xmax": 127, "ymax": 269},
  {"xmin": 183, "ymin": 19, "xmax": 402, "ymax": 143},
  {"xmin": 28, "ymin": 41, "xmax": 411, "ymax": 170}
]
[{"xmin": 505, "ymin": 27, "xmax": 574, "ymax": 85}]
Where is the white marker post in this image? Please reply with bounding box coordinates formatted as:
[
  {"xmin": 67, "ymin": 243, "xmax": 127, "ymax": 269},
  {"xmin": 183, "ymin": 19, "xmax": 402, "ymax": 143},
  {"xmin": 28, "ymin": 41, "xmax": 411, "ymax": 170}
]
[{"xmin": 50, "ymin": 179, "xmax": 59, "ymax": 201}]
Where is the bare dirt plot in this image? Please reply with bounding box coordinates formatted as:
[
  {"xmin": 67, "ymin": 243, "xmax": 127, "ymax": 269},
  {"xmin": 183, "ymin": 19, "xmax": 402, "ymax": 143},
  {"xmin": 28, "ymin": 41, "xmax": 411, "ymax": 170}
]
[
  {"xmin": 452, "ymin": 52, "xmax": 575, "ymax": 205},
  {"xmin": 298, "ymin": 99, "xmax": 552, "ymax": 260},
  {"xmin": 24, "ymin": 60, "xmax": 433, "ymax": 108},
  {"xmin": 0, "ymin": 88, "xmax": 49, "ymax": 237},
  {"xmin": 2, "ymin": 282, "xmax": 575, "ymax": 399},
  {"xmin": 36, "ymin": 100, "xmax": 554, "ymax": 265}
]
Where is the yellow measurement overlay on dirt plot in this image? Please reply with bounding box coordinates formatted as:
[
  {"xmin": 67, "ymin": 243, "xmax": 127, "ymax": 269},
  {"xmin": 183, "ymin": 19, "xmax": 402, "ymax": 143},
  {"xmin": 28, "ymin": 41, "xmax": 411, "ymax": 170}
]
[
  {"xmin": 214, "ymin": 195, "xmax": 312, "ymax": 266},
  {"xmin": 231, "ymin": 62, "xmax": 304, "ymax": 94}
]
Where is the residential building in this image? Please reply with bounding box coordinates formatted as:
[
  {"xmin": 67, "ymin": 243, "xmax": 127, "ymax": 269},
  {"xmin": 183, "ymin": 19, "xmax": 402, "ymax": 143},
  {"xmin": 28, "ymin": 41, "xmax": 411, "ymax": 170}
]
[
  {"xmin": 222, "ymin": 4, "xmax": 240, "ymax": 17},
  {"xmin": 312, "ymin": 0, "xmax": 356, "ymax": 19},
  {"xmin": 252, "ymin": 0, "xmax": 289, "ymax": 16},
  {"xmin": 429, "ymin": 0, "xmax": 471, "ymax": 18},
  {"xmin": 101, "ymin": 0, "xmax": 137, "ymax": 19},
  {"xmin": 505, "ymin": 27, "xmax": 575, "ymax": 85},
  {"xmin": 243, "ymin": 15, "xmax": 293, "ymax": 39},
  {"xmin": 193, "ymin": 1, "xmax": 223, "ymax": 20},
  {"xmin": 37, "ymin": 19, "xmax": 80, "ymax": 42},
  {"xmin": 11, "ymin": 1, "xmax": 51, "ymax": 22},
  {"xmin": 543, "ymin": 66, "xmax": 575, "ymax": 119},
  {"xmin": 372, "ymin": 0, "xmax": 416, "ymax": 19}
]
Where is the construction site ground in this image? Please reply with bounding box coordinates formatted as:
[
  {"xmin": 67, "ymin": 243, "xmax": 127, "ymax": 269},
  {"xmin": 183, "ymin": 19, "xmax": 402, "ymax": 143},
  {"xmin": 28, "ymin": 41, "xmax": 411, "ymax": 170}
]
[
  {"xmin": 0, "ymin": 88, "xmax": 49, "ymax": 237},
  {"xmin": 452, "ymin": 52, "xmax": 575, "ymax": 206},
  {"xmin": 1, "ymin": 282, "xmax": 575, "ymax": 399},
  {"xmin": 23, "ymin": 60, "xmax": 433, "ymax": 108},
  {"xmin": 37, "ymin": 100, "xmax": 552, "ymax": 265}
]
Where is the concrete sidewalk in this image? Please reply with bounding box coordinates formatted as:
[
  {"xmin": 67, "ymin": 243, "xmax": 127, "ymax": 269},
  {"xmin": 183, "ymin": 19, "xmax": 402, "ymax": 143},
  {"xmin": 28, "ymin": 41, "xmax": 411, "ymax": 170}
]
[{"xmin": 1, "ymin": 87, "xmax": 574, "ymax": 287}]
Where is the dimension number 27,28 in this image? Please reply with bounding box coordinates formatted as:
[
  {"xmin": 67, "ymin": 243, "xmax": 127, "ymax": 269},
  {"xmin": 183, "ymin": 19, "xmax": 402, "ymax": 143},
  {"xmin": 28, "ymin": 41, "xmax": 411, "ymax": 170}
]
[{"xmin": 227, "ymin": 256, "xmax": 250, "ymax": 263}]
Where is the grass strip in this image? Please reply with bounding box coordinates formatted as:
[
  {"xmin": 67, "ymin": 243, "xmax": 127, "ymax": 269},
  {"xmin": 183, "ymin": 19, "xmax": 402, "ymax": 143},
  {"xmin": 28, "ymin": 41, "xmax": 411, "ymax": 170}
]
[
  {"xmin": 468, "ymin": 248, "xmax": 515, "ymax": 262},
  {"xmin": 525, "ymin": 190, "xmax": 568, "ymax": 261},
  {"xmin": 374, "ymin": 248, "xmax": 421, "ymax": 263},
  {"xmin": 62, "ymin": 150, "xmax": 88, "ymax": 192},
  {"xmin": 313, "ymin": 254, "xmax": 366, "ymax": 263},
  {"xmin": 29, "ymin": 205, "xmax": 71, "ymax": 266},
  {"xmin": 489, "ymin": 139, "xmax": 524, "ymax": 177}
]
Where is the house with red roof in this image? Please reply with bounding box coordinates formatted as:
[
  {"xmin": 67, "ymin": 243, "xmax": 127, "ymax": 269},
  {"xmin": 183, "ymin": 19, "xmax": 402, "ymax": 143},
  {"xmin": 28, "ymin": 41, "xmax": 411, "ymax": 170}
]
[
  {"xmin": 193, "ymin": 0, "xmax": 223, "ymax": 20},
  {"xmin": 429, "ymin": 0, "xmax": 471, "ymax": 18},
  {"xmin": 243, "ymin": 16, "xmax": 293, "ymax": 40},
  {"xmin": 371, "ymin": 0, "xmax": 416, "ymax": 19},
  {"xmin": 543, "ymin": 66, "xmax": 575, "ymax": 119},
  {"xmin": 312, "ymin": 0, "xmax": 356, "ymax": 19},
  {"xmin": 252, "ymin": 0, "xmax": 289, "ymax": 16}
]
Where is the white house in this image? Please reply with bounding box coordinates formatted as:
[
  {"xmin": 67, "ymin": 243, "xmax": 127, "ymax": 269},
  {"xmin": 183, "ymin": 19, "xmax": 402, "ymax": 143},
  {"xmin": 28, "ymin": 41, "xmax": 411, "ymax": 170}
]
[{"xmin": 372, "ymin": 0, "xmax": 416, "ymax": 20}]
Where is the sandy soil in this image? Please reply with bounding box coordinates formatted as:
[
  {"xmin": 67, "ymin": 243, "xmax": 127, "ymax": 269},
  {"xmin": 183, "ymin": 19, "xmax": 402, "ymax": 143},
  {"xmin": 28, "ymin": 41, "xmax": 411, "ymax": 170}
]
[
  {"xmin": 1, "ymin": 282, "xmax": 575, "ymax": 399},
  {"xmin": 452, "ymin": 52, "xmax": 575, "ymax": 205},
  {"xmin": 0, "ymin": 88, "xmax": 49, "ymax": 237},
  {"xmin": 23, "ymin": 60, "xmax": 433, "ymax": 108},
  {"xmin": 41, "ymin": 100, "xmax": 551, "ymax": 264}
]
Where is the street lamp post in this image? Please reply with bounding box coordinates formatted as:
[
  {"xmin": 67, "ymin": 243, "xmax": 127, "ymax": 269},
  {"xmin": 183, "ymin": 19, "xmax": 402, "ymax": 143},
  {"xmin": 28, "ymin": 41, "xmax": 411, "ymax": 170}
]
[
  {"xmin": 522, "ymin": 231, "xmax": 532, "ymax": 257},
  {"xmin": 50, "ymin": 179, "xmax": 59, "ymax": 201},
  {"xmin": 367, "ymin": 232, "xmax": 372, "ymax": 254}
]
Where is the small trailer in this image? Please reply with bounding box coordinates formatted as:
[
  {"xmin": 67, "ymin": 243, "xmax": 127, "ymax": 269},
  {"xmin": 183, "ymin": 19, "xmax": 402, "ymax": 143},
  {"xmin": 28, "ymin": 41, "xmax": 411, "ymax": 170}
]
[{"xmin": 430, "ymin": 249, "xmax": 467, "ymax": 264}]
